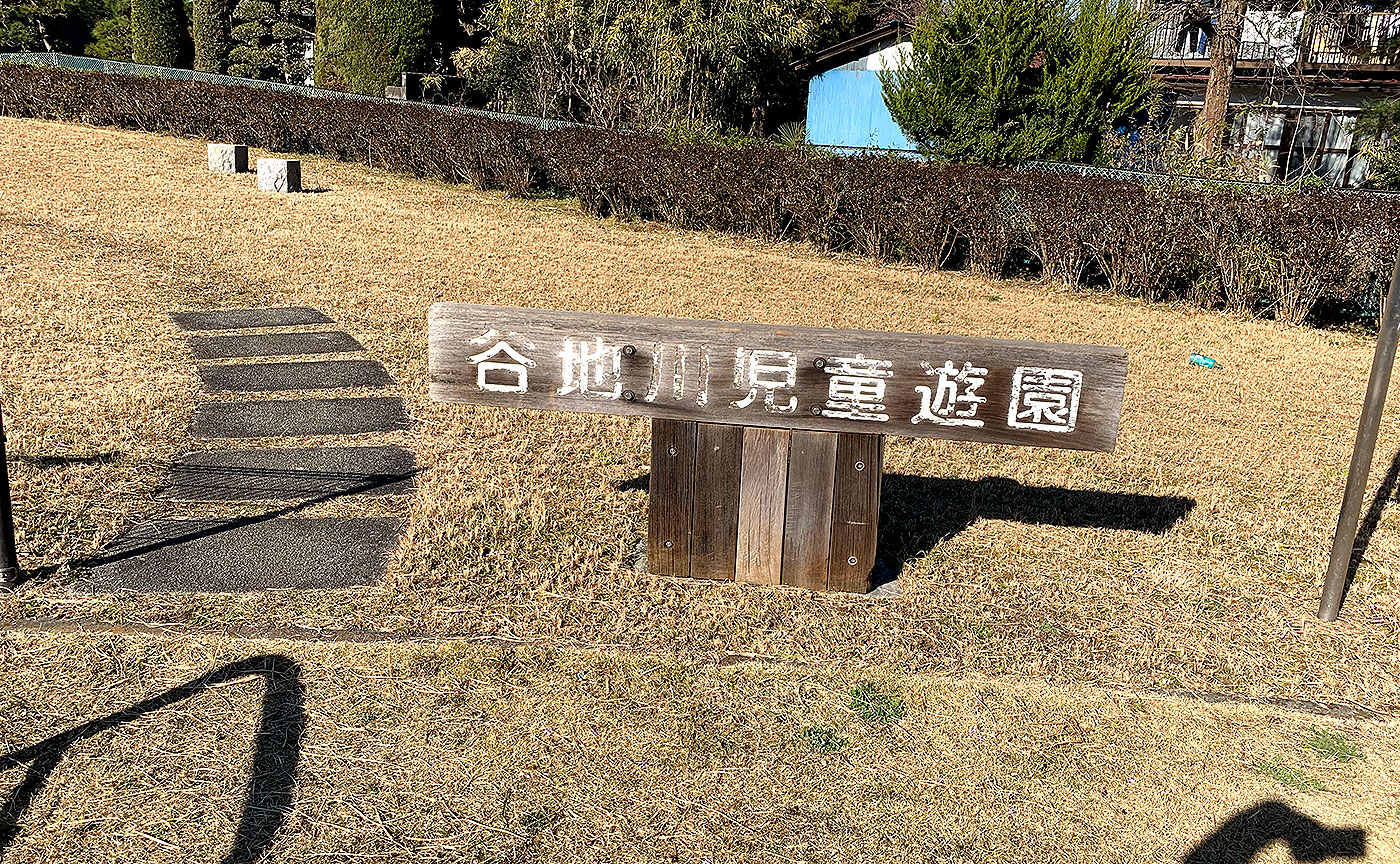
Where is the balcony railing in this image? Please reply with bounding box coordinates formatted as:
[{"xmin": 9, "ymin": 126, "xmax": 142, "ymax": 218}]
[{"xmin": 1148, "ymin": 10, "xmax": 1400, "ymax": 70}]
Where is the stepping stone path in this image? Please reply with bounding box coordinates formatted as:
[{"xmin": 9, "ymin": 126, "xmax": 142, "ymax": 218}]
[
  {"xmin": 77, "ymin": 307, "xmax": 415, "ymax": 594},
  {"xmin": 198, "ymin": 359, "xmax": 395, "ymax": 393},
  {"xmin": 194, "ymin": 396, "xmax": 411, "ymax": 438}
]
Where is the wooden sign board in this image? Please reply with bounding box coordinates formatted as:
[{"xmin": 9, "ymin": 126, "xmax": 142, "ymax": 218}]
[{"xmin": 429, "ymin": 304, "xmax": 1127, "ymax": 452}]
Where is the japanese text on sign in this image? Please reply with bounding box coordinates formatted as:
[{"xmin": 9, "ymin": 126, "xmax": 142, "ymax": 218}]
[{"xmin": 429, "ymin": 304, "xmax": 1126, "ymax": 451}]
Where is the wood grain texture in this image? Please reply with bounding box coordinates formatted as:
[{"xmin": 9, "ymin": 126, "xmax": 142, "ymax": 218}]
[
  {"xmin": 689, "ymin": 423, "xmax": 743, "ymax": 581},
  {"xmin": 735, "ymin": 427, "xmax": 790, "ymax": 586},
  {"xmin": 429, "ymin": 303, "xmax": 1128, "ymax": 452},
  {"xmin": 828, "ymin": 433, "xmax": 884, "ymax": 594},
  {"xmin": 647, "ymin": 419, "xmax": 696, "ymax": 578},
  {"xmin": 781, "ymin": 431, "xmax": 838, "ymax": 590}
]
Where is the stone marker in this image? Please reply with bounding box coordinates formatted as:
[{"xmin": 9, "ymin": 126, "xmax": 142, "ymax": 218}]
[
  {"xmin": 171, "ymin": 307, "xmax": 333, "ymax": 332},
  {"xmin": 193, "ymin": 396, "xmax": 411, "ymax": 438},
  {"xmin": 257, "ymin": 158, "xmax": 302, "ymax": 193},
  {"xmin": 188, "ymin": 330, "xmax": 364, "ymax": 360},
  {"xmin": 208, "ymin": 143, "xmax": 249, "ymax": 173},
  {"xmin": 74, "ymin": 516, "xmax": 402, "ymax": 593},
  {"xmin": 197, "ymin": 359, "xmax": 394, "ymax": 393},
  {"xmin": 162, "ymin": 446, "xmax": 417, "ymax": 501}
]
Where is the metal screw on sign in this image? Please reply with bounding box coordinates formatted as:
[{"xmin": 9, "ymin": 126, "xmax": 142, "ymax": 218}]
[
  {"xmin": 854, "ymin": 461, "xmax": 865, "ymax": 471},
  {"xmin": 809, "ymin": 406, "xmax": 821, "ymax": 415},
  {"xmin": 664, "ymin": 540, "xmax": 674, "ymax": 549},
  {"xmin": 622, "ymin": 390, "xmax": 635, "ymax": 402},
  {"xmin": 622, "ymin": 345, "xmax": 637, "ymax": 357},
  {"xmin": 667, "ymin": 446, "xmax": 677, "ymax": 457},
  {"xmin": 848, "ymin": 557, "xmax": 858, "ymax": 566},
  {"xmin": 0, "ymin": 401, "xmax": 18, "ymax": 591},
  {"xmin": 812, "ymin": 358, "xmax": 826, "ymax": 369}
]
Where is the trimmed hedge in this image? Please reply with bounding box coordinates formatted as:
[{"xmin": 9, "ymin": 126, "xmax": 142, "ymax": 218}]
[
  {"xmin": 1, "ymin": 63, "xmax": 1393, "ymax": 325},
  {"xmin": 130, "ymin": 0, "xmax": 193, "ymax": 67},
  {"xmin": 312, "ymin": 0, "xmax": 436, "ymax": 96}
]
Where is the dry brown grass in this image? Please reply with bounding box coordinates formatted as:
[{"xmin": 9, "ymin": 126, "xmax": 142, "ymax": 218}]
[
  {"xmin": 2, "ymin": 628, "xmax": 1398, "ymax": 863},
  {"xmin": 0, "ymin": 117, "xmax": 1398, "ymax": 712}
]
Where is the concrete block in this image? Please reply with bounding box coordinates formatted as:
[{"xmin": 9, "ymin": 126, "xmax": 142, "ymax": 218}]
[
  {"xmin": 208, "ymin": 143, "xmax": 248, "ymax": 173},
  {"xmin": 257, "ymin": 158, "xmax": 302, "ymax": 193}
]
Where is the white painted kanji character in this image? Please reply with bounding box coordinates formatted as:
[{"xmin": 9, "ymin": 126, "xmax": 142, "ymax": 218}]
[
  {"xmin": 820, "ymin": 354, "xmax": 892, "ymax": 422},
  {"xmin": 1008, "ymin": 367, "xmax": 1082, "ymax": 432},
  {"xmin": 731, "ymin": 348, "xmax": 797, "ymax": 414},
  {"xmin": 468, "ymin": 330, "xmax": 537, "ymax": 394},
  {"xmin": 644, "ymin": 343, "xmax": 711, "ymax": 406},
  {"xmin": 557, "ymin": 336, "xmax": 623, "ymax": 400},
  {"xmin": 912, "ymin": 360, "xmax": 987, "ymax": 427}
]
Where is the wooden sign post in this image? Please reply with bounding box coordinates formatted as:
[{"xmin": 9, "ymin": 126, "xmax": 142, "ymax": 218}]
[{"xmin": 429, "ymin": 304, "xmax": 1128, "ymax": 593}]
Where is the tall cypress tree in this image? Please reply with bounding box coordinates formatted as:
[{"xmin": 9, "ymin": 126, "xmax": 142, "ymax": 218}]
[
  {"xmin": 192, "ymin": 0, "xmax": 233, "ymax": 72},
  {"xmin": 130, "ymin": 0, "xmax": 191, "ymax": 66},
  {"xmin": 313, "ymin": 0, "xmax": 436, "ymax": 95}
]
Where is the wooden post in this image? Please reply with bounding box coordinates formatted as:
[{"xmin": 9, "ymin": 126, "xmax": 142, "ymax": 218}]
[
  {"xmin": 0, "ymin": 401, "xmax": 18, "ymax": 591},
  {"xmin": 1319, "ymin": 257, "xmax": 1400, "ymax": 621},
  {"xmin": 648, "ymin": 420, "xmax": 884, "ymax": 594}
]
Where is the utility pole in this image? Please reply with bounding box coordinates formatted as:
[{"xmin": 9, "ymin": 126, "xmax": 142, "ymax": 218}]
[
  {"xmin": 1193, "ymin": 0, "xmax": 1247, "ymax": 157},
  {"xmin": 0, "ymin": 400, "xmax": 18, "ymax": 591},
  {"xmin": 1319, "ymin": 258, "xmax": 1400, "ymax": 621}
]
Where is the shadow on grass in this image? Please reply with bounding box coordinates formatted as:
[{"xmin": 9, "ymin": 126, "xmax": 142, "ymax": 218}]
[
  {"xmin": 1184, "ymin": 800, "xmax": 1365, "ymax": 863},
  {"xmin": 0, "ymin": 655, "xmax": 305, "ymax": 863},
  {"xmin": 618, "ymin": 472, "xmax": 1194, "ymax": 579},
  {"xmin": 876, "ymin": 474, "xmax": 1195, "ymax": 571},
  {"xmin": 1331, "ymin": 447, "xmax": 1400, "ymax": 611}
]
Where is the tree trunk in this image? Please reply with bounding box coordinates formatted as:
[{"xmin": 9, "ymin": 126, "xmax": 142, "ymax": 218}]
[{"xmin": 1193, "ymin": 0, "xmax": 1247, "ymax": 157}]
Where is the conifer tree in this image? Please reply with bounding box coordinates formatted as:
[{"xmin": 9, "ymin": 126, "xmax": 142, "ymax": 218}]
[
  {"xmin": 228, "ymin": 0, "xmax": 311, "ymax": 82},
  {"xmin": 881, "ymin": 0, "xmax": 1153, "ymax": 165}
]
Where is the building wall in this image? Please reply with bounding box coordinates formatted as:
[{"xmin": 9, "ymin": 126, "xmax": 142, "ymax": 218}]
[
  {"xmin": 1172, "ymin": 86, "xmax": 1374, "ymax": 186},
  {"xmin": 805, "ymin": 67, "xmax": 916, "ymax": 152}
]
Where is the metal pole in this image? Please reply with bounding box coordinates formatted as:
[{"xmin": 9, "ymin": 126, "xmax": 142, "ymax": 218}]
[
  {"xmin": 0, "ymin": 400, "xmax": 18, "ymax": 591},
  {"xmin": 1319, "ymin": 256, "xmax": 1400, "ymax": 621}
]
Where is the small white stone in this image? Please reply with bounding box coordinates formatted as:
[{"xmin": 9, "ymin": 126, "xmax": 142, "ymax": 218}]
[
  {"xmin": 208, "ymin": 143, "xmax": 248, "ymax": 173},
  {"xmin": 257, "ymin": 158, "xmax": 302, "ymax": 194}
]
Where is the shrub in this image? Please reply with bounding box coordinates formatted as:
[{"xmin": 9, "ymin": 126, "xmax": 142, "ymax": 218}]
[{"xmin": 0, "ymin": 63, "xmax": 1394, "ymax": 326}]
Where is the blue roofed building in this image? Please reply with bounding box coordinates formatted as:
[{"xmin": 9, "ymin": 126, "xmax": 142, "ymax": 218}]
[{"xmin": 796, "ymin": 19, "xmax": 917, "ymax": 154}]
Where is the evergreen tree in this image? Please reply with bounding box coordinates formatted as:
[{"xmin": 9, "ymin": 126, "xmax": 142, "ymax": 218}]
[
  {"xmin": 192, "ymin": 0, "xmax": 233, "ymax": 72},
  {"xmin": 84, "ymin": 0, "xmax": 132, "ymax": 58},
  {"xmin": 1, "ymin": 0, "xmax": 106, "ymax": 53},
  {"xmin": 228, "ymin": 0, "xmax": 311, "ymax": 81},
  {"xmin": 130, "ymin": 0, "xmax": 191, "ymax": 65},
  {"xmin": 452, "ymin": 0, "xmax": 827, "ymax": 133},
  {"xmin": 881, "ymin": 0, "xmax": 1154, "ymax": 165},
  {"xmin": 1356, "ymin": 97, "xmax": 1400, "ymax": 189},
  {"xmin": 313, "ymin": 0, "xmax": 437, "ymax": 94}
]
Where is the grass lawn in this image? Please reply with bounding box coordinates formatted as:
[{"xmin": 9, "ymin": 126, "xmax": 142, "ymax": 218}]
[
  {"xmin": 0, "ymin": 115, "xmax": 1399, "ymax": 859},
  {"xmin": 2, "ymin": 628, "xmax": 1398, "ymax": 863}
]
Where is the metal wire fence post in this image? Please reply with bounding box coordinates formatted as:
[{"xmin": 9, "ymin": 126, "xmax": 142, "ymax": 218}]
[
  {"xmin": 1319, "ymin": 256, "xmax": 1400, "ymax": 621},
  {"xmin": 0, "ymin": 399, "xmax": 18, "ymax": 591}
]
